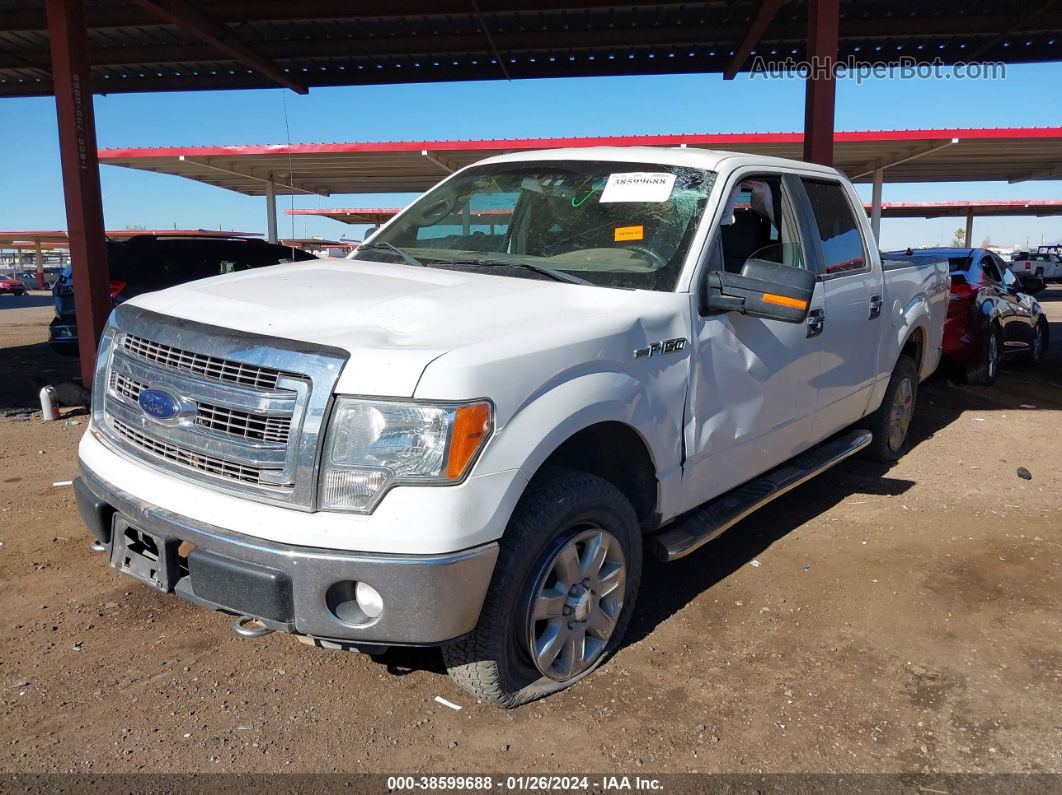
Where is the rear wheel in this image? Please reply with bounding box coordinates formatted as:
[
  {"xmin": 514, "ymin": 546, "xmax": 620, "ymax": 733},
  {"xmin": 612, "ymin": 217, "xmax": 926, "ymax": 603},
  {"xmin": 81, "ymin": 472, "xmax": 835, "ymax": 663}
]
[
  {"xmin": 442, "ymin": 466, "xmax": 641, "ymax": 708},
  {"xmin": 966, "ymin": 323, "xmax": 1001, "ymax": 386},
  {"xmin": 862, "ymin": 355, "xmax": 918, "ymax": 462},
  {"xmin": 1027, "ymin": 320, "xmax": 1048, "ymax": 365}
]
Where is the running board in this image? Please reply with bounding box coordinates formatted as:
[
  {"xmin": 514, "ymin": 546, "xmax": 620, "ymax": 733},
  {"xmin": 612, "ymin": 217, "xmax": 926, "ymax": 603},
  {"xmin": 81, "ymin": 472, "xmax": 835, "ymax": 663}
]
[{"xmin": 650, "ymin": 429, "xmax": 872, "ymax": 563}]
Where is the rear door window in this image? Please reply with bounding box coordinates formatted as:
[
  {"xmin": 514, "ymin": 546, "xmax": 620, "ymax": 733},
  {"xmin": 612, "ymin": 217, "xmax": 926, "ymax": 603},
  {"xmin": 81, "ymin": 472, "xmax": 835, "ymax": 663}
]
[
  {"xmin": 980, "ymin": 255, "xmax": 1003, "ymax": 284},
  {"xmin": 800, "ymin": 179, "xmax": 867, "ymax": 276}
]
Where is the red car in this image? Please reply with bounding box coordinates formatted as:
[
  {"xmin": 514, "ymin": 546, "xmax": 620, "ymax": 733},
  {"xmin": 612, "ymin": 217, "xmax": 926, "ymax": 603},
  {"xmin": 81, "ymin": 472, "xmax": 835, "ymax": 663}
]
[
  {"xmin": 0, "ymin": 274, "xmax": 27, "ymax": 296},
  {"xmin": 891, "ymin": 248, "xmax": 1047, "ymax": 385}
]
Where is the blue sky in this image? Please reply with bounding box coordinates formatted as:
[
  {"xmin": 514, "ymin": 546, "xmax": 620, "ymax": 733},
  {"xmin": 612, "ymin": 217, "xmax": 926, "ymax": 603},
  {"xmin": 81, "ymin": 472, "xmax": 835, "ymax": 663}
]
[{"xmin": 1, "ymin": 62, "xmax": 1060, "ymax": 250}]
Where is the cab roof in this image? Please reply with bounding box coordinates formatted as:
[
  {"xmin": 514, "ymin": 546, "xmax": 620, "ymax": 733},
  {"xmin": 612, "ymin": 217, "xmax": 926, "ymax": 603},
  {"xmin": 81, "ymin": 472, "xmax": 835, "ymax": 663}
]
[{"xmin": 476, "ymin": 146, "xmax": 845, "ymax": 179}]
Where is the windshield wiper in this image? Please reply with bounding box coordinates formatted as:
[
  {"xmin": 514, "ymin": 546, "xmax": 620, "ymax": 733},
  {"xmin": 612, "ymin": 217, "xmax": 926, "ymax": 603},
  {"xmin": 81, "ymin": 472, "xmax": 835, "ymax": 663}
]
[
  {"xmin": 358, "ymin": 241, "xmax": 424, "ymax": 268},
  {"xmin": 449, "ymin": 256, "xmax": 593, "ymax": 286}
]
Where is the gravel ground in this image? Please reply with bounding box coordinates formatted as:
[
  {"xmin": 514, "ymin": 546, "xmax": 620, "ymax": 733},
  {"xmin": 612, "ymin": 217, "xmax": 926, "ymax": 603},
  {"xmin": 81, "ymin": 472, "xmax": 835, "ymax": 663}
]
[{"xmin": 0, "ymin": 292, "xmax": 1059, "ymax": 775}]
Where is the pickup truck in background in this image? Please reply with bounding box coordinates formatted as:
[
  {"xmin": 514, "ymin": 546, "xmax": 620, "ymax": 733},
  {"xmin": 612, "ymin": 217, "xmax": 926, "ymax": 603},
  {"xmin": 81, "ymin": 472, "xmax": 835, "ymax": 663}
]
[
  {"xmin": 74, "ymin": 148, "xmax": 948, "ymax": 707},
  {"xmin": 1010, "ymin": 248, "xmax": 1062, "ymax": 284}
]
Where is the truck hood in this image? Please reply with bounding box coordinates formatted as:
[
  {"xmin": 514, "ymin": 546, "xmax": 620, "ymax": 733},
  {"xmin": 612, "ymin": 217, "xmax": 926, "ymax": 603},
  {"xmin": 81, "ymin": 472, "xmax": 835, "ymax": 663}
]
[{"xmin": 128, "ymin": 258, "xmax": 638, "ymax": 396}]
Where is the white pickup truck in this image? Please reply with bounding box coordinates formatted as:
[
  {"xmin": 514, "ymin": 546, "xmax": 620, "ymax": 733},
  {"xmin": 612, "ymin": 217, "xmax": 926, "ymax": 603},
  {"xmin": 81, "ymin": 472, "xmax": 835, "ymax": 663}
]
[
  {"xmin": 1010, "ymin": 248, "xmax": 1062, "ymax": 283},
  {"xmin": 75, "ymin": 147, "xmax": 948, "ymax": 707}
]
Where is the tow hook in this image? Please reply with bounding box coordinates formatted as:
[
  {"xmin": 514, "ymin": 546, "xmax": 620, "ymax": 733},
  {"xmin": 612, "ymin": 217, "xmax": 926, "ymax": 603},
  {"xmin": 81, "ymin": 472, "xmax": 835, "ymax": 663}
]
[{"xmin": 233, "ymin": 616, "xmax": 275, "ymax": 638}]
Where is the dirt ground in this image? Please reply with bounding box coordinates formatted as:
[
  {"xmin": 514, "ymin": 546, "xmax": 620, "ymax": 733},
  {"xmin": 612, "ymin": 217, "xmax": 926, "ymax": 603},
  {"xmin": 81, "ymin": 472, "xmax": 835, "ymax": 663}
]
[{"xmin": 0, "ymin": 289, "xmax": 1059, "ymax": 775}]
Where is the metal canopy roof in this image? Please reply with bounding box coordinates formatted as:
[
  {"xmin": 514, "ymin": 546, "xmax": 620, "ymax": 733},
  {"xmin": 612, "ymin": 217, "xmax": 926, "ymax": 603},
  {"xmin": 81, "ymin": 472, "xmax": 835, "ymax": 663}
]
[
  {"xmin": 288, "ymin": 200, "xmax": 1062, "ymax": 227},
  {"xmin": 2, "ymin": 1, "xmax": 1061, "ymax": 97},
  {"xmin": 873, "ymin": 200, "xmax": 1062, "ymax": 219},
  {"xmin": 284, "ymin": 208, "xmax": 404, "ymax": 226},
  {"xmin": 98, "ymin": 127, "xmax": 1062, "ymax": 195},
  {"xmin": 0, "ymin": 229, "xmax": 259, "ymax": 245}
]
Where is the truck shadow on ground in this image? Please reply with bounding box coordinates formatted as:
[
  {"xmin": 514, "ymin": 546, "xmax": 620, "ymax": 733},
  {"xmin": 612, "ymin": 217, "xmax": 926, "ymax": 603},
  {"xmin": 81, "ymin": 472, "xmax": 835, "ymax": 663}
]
[
  {"xmin": 0, "ymin": 340, "xmax": 80, "ymax": 413},
  {"xmin": 625, "ymin": 361, "xmax": 1058, "ymax": 649},
  {"xmin": 0, "ymin": 293, "xmax": 55, "ymax": 310},
  {"xmin": 625, "ymin": 454, "xmax": 918, "ymax": 648}
]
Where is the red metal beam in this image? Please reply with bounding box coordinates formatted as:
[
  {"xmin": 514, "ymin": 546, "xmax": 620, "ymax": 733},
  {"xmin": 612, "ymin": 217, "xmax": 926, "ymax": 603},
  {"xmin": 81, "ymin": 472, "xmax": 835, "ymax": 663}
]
[
  {"xmin": 97, "ymin": 127, "xmax": 1062, "ymax": 160},
  {"xmin": 724, "ymin": 0, "xmax": 786, "ymax": 80},
  {"xmin": 130, "ymin": 0, "xmax": 308, "ymax": 94},
  {"xmin": 45, "ymin": 0, "xmax": 112, "ymax": 387},
  {"xmin": 802, "ymin": 0, "xmax": 839, "ymax": 165}
]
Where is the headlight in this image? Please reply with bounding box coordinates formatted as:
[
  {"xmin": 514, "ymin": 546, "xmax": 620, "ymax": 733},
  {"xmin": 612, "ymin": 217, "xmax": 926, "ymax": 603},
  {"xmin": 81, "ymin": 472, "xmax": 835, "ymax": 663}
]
[{"xmin": 318, "ymin": 398, "xmax": 492, "ymax": 512}]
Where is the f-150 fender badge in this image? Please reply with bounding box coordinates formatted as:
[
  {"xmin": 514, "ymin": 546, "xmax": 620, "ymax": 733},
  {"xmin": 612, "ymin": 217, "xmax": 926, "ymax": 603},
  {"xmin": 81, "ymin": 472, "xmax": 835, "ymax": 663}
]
[{"xmin": 634, "ymin": 337, "xmax": 688, "ymax": 359}]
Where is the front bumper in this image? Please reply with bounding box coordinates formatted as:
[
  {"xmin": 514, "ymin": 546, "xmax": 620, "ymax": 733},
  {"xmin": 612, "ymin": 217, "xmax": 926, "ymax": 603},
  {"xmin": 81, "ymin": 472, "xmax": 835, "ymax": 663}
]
[{"xmin": 76, "ymin": 464, "xmax": 499, "ymax": 645}]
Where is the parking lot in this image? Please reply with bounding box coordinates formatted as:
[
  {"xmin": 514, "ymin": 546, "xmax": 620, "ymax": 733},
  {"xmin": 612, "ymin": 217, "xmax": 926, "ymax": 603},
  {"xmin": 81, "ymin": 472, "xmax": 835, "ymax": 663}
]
[{"xmin": 1, "ymin": 289, "xmax": 1059, "ymax": 774}]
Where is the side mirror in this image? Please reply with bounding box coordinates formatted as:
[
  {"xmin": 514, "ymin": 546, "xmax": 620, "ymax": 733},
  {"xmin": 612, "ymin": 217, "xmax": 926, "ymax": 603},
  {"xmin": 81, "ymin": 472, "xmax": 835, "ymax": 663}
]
[{"xmin": 704, "ymin": 259, "xmax": 816, "ymax": 323}]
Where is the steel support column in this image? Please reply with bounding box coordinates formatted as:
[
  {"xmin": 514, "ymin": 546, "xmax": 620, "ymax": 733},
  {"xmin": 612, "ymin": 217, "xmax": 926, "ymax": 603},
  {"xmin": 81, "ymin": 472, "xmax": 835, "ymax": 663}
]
[
  {"xmin": 266, "ymin": 175, "xmax": 278, "ymax": 243},
  {"xmin": 870, "ymin": 167, "xmax": 884, "ymax": 244},
  {"xmin": 965, "ymin": 208, "xmax": 975, "ymax": 248},
  {"xmin": 34, "ymin": 239, "xmax": 45, "ymax": 289},
  {"xmin": 46, "ymin": 0, "xmax": 111, "ymax": 386},
  {"xmin": 802, "ymin": 0, "xmax": 839, "ymax": 166}
]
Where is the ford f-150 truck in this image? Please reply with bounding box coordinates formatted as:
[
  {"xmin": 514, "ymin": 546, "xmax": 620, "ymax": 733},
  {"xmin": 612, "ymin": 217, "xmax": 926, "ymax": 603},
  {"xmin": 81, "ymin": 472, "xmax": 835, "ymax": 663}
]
[{"xmin": 74, "ymin": 147, "xmax": 948, "ymax": 707}]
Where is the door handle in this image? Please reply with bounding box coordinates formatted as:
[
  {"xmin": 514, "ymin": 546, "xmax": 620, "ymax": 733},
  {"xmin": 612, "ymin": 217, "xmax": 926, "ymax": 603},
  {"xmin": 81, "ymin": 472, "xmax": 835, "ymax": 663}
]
[
  {"xmin": 807, "ymin": 308, "xmax": 825, "ymax": 338},
  {"xmin": 869, "ymin": 294, "xmax": 883, "ymax": 319}
]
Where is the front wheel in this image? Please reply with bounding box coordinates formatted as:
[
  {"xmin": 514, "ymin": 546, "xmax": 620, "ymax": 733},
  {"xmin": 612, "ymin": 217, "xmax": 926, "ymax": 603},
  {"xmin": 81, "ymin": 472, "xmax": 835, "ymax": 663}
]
[
  {"xmin": 861, "ymin": 355, "xmax": 918, "ymax": 462},
  {"xmin": 443, "ymin": 466, "xmax": 642, "ymax": 708}
]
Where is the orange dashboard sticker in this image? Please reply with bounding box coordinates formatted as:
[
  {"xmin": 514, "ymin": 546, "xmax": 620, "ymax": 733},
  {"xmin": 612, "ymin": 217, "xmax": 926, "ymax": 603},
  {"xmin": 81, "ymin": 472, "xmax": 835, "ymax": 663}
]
[{"xmin": 614, "ymin": 225, "xmax": 644, "ymax": 242}]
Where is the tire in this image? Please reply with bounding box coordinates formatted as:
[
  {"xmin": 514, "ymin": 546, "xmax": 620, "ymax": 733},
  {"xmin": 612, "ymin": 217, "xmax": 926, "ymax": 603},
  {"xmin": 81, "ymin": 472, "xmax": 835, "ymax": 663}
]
[
  {"xmin": 1027, "ymin": 320, "xmax": 1048, "ymax": 365},
  {"xmin": 443, "ymin": 466, "xmax": 642, "ymax": 708},
  {"xmin": 966, "ymin": 323, "xmax": 1001, "ymax": 386},
  {"xmin": 861, "ymin": 355, "xmax": 918, "ymax": 463}
]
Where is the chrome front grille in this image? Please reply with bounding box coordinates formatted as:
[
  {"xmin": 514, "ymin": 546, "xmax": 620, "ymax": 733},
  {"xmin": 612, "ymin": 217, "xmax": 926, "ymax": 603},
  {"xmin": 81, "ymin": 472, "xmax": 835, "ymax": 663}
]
[
  {"xmin": 111, "ymin": 371, "xmax": 292, "ymax": 444},
  {"xmin": 95, "ymin": 305, "xmax": 348, "ymax": 510},
  {"xmin": 196, "ymin": 403, "xmax": 291, "ymax": 444},
  {"xmin": 111, "ymin": 418, "xmax": 273, "ymax": 485},
  {"xmin": 122, "ymin": 332, "xmax": 290, "ymax": 390}
]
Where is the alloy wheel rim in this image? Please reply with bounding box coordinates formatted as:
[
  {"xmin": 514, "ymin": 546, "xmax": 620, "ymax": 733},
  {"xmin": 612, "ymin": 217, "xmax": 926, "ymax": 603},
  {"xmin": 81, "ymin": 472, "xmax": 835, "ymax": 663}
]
[
  {"xmin": 888, "ymin": 377, "xmax": 914, "ymax": 451},
  {"xmin": 526, "ymin": 527, "xmax": 626, "ymax": 682}
]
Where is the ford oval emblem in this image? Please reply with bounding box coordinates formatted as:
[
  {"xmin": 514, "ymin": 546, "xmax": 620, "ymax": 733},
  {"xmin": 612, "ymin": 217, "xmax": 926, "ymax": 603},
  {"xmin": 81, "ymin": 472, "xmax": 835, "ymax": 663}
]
[{"xmin": 138, "ymin": 388, "xmax": 180, "ymax": 421}]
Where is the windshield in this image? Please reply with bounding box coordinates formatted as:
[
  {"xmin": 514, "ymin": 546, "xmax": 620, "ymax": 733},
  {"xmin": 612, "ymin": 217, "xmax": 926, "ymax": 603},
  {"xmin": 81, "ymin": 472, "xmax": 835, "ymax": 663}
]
[{"xmin": 353, "ymin": 160, "xmax": 717, "ymax": 291}]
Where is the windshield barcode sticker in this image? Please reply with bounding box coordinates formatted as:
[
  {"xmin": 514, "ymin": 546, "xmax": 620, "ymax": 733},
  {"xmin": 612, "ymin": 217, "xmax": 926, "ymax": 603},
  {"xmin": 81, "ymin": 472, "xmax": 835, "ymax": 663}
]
[{"xmin": 600, "ymin": 172, "xmax": 676, "ymax": 203}]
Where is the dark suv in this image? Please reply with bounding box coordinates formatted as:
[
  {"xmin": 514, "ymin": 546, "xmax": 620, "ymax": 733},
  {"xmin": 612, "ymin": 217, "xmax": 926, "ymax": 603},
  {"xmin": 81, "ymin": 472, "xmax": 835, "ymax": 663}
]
[{"xmin": 49, "ymin": 235, "xmax": 315, "ymax": 356}]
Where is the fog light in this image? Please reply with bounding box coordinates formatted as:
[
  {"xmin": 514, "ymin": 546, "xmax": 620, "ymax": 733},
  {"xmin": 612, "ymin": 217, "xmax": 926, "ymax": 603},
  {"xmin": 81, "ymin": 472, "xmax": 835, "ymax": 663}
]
[
  {"xmin": 325, "ymin": 580, "xmax": 384, "ymax": 626},
  {"xmin": 355, "ymin": 582, "xmax": 384, "ymax": 619}
]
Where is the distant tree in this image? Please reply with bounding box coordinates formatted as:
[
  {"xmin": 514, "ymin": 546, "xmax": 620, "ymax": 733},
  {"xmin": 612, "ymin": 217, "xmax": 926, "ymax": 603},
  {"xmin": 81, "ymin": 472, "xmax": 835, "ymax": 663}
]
[
  {"xmin": 951, "ymin": 227, "xmax": 966, "ymax": 247},
  {"xmin": 124, "ymin": 223, "xmax": 147, "ymax": 231},
  {"xmin": 981, "ymin": 237, "xmax": 993, "ymax": 249}
]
